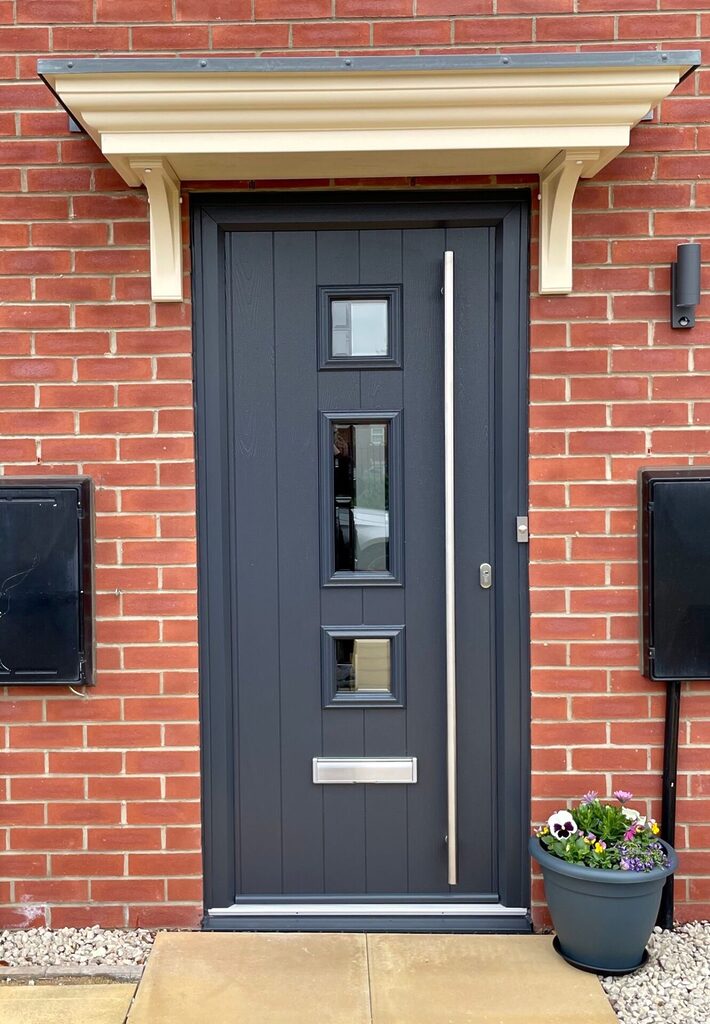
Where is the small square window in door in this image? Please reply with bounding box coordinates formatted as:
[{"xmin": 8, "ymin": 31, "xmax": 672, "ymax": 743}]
[
  {"xmin": 318, "ymin": 286, "xmax": 401, "ymax": 369},
  {"xmin": 321, "ymin": 626, "xmax": 405, "ymax": 707},
  {"xmin": 320, "ymin": 412, "xmax": 403, "ymax": 586}
]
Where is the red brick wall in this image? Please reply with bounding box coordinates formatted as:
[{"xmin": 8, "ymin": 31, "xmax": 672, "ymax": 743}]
[{"xmin": 0, "ymin": 3, "xmax": 708, "ymax": 928}]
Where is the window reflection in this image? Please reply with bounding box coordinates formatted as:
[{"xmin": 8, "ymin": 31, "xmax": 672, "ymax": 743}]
[
  {"xmin": 331, "ymin": 299, "xmax": 389, "ymax": 358},
  {"xmin": 335, "ymin": 638, "xmax": 391, "ymax": 693},
  {"xmin": 333, "ymin": 422, "xmax": 389, "ymax": 573}
]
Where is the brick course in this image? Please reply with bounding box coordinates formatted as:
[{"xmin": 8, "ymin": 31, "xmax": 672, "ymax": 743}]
[{"xmin": 0, "ymin": 3, "xmax": 708, "ymax": 928}]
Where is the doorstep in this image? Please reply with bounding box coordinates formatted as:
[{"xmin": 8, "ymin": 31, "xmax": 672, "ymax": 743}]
[{"xmin": 127, "ymin": 932, "xmax": 617, "ymax": 1024}]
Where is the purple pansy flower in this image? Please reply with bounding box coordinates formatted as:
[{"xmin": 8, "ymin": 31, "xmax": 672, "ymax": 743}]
[{"xmin": 547, "ymin": 811, "xmax": 577, "ymax": 840}]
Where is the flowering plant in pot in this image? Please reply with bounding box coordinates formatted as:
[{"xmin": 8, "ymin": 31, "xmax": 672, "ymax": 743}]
[{"xmin": 529, "ymin": 789, "xmax": 677, "ymax": 975}]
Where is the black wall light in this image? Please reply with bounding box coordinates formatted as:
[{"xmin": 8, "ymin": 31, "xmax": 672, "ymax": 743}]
[{"xmin": 671, "ymin": 242, "xmax": 701, "ymax": 328}]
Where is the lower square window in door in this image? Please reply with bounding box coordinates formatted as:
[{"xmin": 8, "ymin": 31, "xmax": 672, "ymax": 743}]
[
  {"xmin": 337, "ymin": 638, "xmax": 389, "ymax": 692},
  {"xmin": 322, "ymin": 626, "xmax": 405, "ymax": 708}
]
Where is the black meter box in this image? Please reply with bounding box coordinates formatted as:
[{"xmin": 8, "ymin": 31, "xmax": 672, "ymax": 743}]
[
  {"xmin": 640, "ymin": 468, "xmax": 710, "ymax": 681},
  {"xmin": 0, "ymin": 477, "xmax": 94, "ymax": 686}
]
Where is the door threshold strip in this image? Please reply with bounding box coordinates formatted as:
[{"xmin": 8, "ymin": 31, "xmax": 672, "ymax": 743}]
[{"xmin": 208, "ymin": 902, "xmax": 528, "ymax": 917}]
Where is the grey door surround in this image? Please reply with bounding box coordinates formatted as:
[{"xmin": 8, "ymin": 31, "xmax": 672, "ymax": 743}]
[{"xmin": 192, "ymin": 191, "xmax": 530, "ymax": 933}]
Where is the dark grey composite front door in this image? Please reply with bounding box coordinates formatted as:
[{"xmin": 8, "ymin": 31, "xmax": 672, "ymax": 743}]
[{"xmin": 194, "ymin": 193, "xmax": 530, "ymax": 932}]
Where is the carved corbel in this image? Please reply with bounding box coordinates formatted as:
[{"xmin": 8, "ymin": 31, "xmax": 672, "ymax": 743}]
[
  {"xmin": 539, "ymin": 149, "xmax": 601, "ymax": 295},
  {"xmin": 129, "ymin": 158, "xmax": 183, "ymax": 302}
]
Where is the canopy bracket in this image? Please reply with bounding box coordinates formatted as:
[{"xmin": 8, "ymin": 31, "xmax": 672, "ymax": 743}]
[
  {"xmin": 539, "ymin": 149, "xmax": 602, "ymax": 295},
  {"xmin": 129, "ymin": 158, "xmax": 182, "ymax": 302}
]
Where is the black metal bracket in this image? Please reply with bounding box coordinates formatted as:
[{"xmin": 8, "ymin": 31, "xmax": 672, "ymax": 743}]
[{"xmin": 657, "ymin": 680, "xmax": 681, "ymax": 929}]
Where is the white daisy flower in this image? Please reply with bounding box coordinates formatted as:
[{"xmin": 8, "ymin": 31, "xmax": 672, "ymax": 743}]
[{"xmin": 621, "ymin": 807, "xmax": 645, "ymax": 825}]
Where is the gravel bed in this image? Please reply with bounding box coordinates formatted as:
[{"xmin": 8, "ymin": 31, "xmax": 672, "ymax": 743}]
[
  {"xmin": 0, "ymin": 926, "xmax": 154, "ymax": 968},
  {"xmin": 0, "ymin": 921, "xmax": 708, "ymax": 1020},
  {"xmin": 602, "ymin": 922, "xmax": 710, "ymax": 1024}
]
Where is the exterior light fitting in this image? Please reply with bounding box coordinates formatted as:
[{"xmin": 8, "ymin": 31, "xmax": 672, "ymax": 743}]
[{"xmin": 671, "ymin": 242, "xmax": 701, "ymax": 329}]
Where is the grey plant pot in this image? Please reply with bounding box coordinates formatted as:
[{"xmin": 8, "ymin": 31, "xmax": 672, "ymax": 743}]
[{"xmin": 529, "ymin": 836, "xmax": 678, "ymax": 974}]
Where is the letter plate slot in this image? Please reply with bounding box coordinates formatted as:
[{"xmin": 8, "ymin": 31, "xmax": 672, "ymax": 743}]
[{"xmin": 312, "ymin": 757, "xmax": 417, "ymax": 784}]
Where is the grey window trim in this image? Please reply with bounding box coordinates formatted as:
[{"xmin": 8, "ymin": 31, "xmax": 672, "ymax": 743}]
[
  {"xmin": 321, "ymin": 626, "xmax": 405, "ymax": 708},
  {"xmin": 318, "ymin": 285, "xmax": 402, "ymax": 370}
]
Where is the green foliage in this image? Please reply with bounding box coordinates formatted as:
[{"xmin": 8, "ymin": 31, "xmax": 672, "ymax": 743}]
[{"xmin": 573, "ymin": 799, "xmax": 628, "ymax": 845}]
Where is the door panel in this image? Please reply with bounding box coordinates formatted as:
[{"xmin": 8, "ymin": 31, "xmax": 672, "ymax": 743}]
[
  {"xmin": 231, "ymin": 223, "xmax": 491, "ymax": 898},
  {"xmin": 400, "ymin": 227, "xmax": 447, "ymax": 894},
  {"xmin": 228, "ymin": 230, "xmax": 281, "ymax": 896},
  {"xmin": 194, "ymin": 193, "xmax": 530, "ymax": 926},
  {"xmin": 274, "ymin": 230, "xmax": 324, "ymax": 897},
  {"xmin": 448, "ymin": 225, "xmax": 496, "ymax": 894}
]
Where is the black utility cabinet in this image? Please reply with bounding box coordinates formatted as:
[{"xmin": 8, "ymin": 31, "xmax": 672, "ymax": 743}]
[
  {"xmin": 640, "ymin": 467, "xmax": 710, "ymax": 681},
  {"xmin": 0, "ymin": 477, "xmax": 94, "ymax": 686},
  {"xmin": 639, "ymin": 466, "xmax": 710, "ymax": 929}
]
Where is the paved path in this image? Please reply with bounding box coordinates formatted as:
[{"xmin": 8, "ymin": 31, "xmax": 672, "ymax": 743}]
[
  {"xmin": 0, "ymin": 983, "xmax": 136, "ymax": 1024},
  {"xmin": 127, "ymin": 932, "xmax": 617, "ymax": 1023}
]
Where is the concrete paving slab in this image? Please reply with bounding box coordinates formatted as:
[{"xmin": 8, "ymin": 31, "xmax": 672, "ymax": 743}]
[
  {"xmin": 127, "ymin": 932, "xmax": 371, "ymax": 1024},
  {"xmin": 0, "ymin": 983, "xmax": 136, "ymax": 1024},
  {"xmin": 367, "ymin": 934, "xmax": 618, "ymax": 1024}
]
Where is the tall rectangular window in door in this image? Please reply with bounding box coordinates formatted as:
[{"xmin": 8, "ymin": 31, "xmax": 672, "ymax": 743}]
[{"xmin": 320, "ymin": 411, "xmax": 402, "ymax": 585}]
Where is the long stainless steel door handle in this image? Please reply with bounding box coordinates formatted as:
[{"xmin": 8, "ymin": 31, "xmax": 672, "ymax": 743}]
[{"xmin": 443, "ymin": 249, "xmax": 457, "ymax": 886}]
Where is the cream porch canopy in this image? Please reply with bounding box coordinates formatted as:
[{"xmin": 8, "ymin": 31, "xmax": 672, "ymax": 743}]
[{"xmin": 39, "ymin": 52, "xmax": 699, "ymax": 302}]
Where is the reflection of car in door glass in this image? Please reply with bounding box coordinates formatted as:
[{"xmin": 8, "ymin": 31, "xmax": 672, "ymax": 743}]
[
  {"xmin": 333, "ymin": 420, "xmax": 390, "ymax": 573},
  {"xmin": 352, "ymin": 507, "xmax": 388, "ymax": 571}
]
